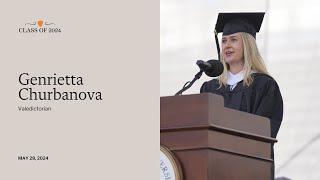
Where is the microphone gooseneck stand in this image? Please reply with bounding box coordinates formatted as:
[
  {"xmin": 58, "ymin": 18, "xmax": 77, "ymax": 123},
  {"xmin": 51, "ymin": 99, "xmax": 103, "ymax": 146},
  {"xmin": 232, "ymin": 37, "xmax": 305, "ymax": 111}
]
[{"xmin": 175, "ymin": 70, "xmax": 203, "ymax": 96}]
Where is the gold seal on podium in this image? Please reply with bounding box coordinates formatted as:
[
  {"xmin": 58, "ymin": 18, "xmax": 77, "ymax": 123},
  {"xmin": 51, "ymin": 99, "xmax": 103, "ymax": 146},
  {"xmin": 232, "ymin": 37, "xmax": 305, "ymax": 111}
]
[{"xmin": 160, "ymin": 145, "xmax": 183, "ymax": 180}]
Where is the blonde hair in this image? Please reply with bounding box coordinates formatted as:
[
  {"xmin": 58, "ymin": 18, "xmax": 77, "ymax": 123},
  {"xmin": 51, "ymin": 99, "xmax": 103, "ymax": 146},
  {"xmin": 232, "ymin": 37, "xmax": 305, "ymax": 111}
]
[{"xmin": 218, "ymin": 32, "xmax": 269, "ymax": 87}]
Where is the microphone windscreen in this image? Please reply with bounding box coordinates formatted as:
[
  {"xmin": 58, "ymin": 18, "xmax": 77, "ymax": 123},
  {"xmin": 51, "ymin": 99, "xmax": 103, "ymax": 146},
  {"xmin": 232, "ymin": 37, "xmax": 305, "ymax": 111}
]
[{"xmin": 205, "ymin": 60, "xmax": 224, "ymax": 77}]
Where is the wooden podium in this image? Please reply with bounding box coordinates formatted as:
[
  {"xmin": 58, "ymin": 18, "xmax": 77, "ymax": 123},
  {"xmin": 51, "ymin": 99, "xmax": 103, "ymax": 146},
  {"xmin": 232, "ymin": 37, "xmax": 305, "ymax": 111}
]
[{"xmin": 160, "ymin": 93, "xmax": 276, "ymax": 180}]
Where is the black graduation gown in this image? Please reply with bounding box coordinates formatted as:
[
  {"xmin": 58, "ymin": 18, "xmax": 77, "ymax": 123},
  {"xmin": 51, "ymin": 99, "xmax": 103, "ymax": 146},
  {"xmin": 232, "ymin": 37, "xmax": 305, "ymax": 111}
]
[{"xmin": 200, "ymin": 73, "xmax": 283, "ymax": 138}]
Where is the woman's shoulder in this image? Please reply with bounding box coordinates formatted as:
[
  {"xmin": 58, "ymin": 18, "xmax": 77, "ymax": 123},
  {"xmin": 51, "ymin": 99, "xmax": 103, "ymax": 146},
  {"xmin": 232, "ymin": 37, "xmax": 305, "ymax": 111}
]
[
  {"xmin": 251, "ymin": 73, "xmax": 280, "ymax": 90},
  {"xmin": 200, "ymin": 78, "xmax": 221, "ymax": 93}
]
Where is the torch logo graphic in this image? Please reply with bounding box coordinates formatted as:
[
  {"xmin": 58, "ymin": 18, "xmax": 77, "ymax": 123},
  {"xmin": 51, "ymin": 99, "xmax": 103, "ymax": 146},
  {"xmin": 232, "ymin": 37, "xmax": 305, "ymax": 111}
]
[
  {"xmin": 37, "ymin": 20, "xmax": 43, "ymax": 27},
  {"xmin": 25, "ymin": 19, "xmax": 56, "ymax": 28}
]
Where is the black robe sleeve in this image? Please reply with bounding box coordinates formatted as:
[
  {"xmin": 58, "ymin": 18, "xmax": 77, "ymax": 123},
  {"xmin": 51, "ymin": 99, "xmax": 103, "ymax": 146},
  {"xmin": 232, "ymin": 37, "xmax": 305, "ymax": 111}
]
[
  {"xmin": 200, "ymin": 82, "xmax": 207, "ymax": 93},
  {"xmin": 252, "ymin": 77, "xmax": 283, "ymax": 138}
]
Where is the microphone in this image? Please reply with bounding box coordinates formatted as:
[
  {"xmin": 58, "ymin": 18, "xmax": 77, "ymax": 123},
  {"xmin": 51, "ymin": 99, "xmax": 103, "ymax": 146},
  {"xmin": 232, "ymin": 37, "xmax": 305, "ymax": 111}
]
[
  {"xmin": 196, "ymin": 60, "xmax": 224, "ymax": 77},
  {"xmin": 175, "ymin": 59, "xmax": 224, "ymax": 96}
]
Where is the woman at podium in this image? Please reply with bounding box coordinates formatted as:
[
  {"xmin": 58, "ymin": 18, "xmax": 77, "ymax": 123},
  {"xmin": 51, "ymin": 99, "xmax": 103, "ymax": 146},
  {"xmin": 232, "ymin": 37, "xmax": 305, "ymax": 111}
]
[
  {"xmin": 200, "ymin": 12, "xmax": 283, "ymax": 139},
  {"xmin": 200, "ymin": 13, "xmax": 283, "ymax": 180}
]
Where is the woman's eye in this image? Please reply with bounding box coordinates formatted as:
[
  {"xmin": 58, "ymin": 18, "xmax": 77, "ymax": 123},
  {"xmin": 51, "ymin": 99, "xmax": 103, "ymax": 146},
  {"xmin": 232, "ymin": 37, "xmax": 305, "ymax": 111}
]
[
  {"xmin": 222, "ymin": 39, "xmax": 226, "ymax": 43},
  {"xmin": 231, "ymin": 38, "xmax": 237, "ymax": 42}
]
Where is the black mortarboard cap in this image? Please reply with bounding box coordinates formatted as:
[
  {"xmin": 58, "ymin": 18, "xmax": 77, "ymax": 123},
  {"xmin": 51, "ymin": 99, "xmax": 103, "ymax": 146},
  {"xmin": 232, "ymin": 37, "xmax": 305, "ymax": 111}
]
[
  {"xmin": 215, "ymin": 12, "xmax": 265, "ymax": 38},
  {"xmin": 213, "ymin": 12, "xmax": 265, "ymax": 61}
]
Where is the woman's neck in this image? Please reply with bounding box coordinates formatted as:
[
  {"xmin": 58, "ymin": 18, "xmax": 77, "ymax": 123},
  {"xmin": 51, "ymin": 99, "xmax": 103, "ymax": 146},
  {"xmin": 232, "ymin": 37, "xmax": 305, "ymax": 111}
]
[{"xmin": 229, "ymin": 62, "xmax": 244, "ymax": 74}]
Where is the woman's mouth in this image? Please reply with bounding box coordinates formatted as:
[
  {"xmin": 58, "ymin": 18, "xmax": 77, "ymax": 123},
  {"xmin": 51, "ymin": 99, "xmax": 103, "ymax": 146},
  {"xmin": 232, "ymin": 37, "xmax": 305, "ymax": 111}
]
[{"xmin": 225, "ymin": 51, "xmax": 234, "ymax": 57}]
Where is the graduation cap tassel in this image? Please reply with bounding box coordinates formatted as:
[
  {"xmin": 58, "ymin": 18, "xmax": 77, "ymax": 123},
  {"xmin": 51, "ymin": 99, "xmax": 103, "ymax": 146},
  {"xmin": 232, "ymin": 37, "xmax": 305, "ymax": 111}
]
[{"xmin": 214, "ymin": 30, "xmax": 221, "ymax": 61}]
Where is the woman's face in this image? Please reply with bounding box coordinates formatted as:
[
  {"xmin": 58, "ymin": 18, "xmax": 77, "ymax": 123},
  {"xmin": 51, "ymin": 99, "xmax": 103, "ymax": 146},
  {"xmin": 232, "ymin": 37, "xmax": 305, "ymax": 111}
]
[{"xmin": 221, "ymin": 32, "xmax": 244, "ymax": 65}]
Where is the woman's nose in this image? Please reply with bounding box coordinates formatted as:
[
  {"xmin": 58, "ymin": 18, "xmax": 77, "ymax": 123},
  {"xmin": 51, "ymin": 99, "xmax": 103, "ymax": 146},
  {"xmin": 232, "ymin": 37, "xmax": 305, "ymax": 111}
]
[{"xmin": 225, "ymin": 39, "xmax": 231, "ymax": 47}]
